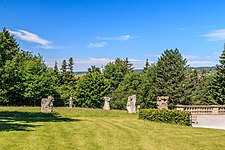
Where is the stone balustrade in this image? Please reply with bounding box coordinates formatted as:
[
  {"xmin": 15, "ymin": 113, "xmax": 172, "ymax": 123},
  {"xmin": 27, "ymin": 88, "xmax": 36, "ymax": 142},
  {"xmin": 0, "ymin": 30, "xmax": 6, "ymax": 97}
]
[{"xmin": 176, "ymin": 105, "xmax": 225, "ymax": 115}]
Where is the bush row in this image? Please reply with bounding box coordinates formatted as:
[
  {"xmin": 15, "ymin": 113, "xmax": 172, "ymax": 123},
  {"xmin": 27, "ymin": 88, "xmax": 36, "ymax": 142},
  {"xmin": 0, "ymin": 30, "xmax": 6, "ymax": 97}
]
[{"xmin": 139, "ymin": 109, "xmax": 191, "ymax": 126}]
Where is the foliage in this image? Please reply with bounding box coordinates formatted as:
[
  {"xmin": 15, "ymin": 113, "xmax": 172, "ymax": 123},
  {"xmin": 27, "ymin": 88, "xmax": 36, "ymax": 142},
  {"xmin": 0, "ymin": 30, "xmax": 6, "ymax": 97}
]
[
  {"xmin": 210, "ymin": 48, "xmax": 225, "ymax": 105},
  {"xmin": 104, "ymin": 58, "xmax": 133, "ymax": 91},
  {"xmin": 0, "ymin": 28, "xmax": 20, "ymax": 104},
  {"xmin": 0, "ymin": 27, "xmax": 19, "ymax": 67},
  {"xmin": 0, "ymin": 28, "xmax": 57, "ymax": 105},
  {"xmin": 54, "ymin": 61, "xmax": 59, "ymax": 73},
  {"xmin": 138, "ymin": 63, "xmax": 157, "ymax": 108},
  {"xmin": 110, "ymin": 71, "xmax": 142, "ymax": 109},
  {"xmin": 75, "ymin": 71, "xmax": 110, "ymax": 108},
  {"xmin": 195, "ymin": 73, "xmax": 215, "ymax": 105},
  {"xmin": 68, "ymin": 57, "xmax": 74, "ymax": 73},
  {"xmin": 139, "ymin": 109, "xmax": 191, "ymax": 126},
  {"xmin": 0, "ymin": 51, "xmax": 57, "ymax": 105},
  {"xmin": 57, "ymin": 58, "xmax": 77, "ymax": 106},
  {"xmin": 155, "ymin": 49, "xmax": 188, "ymax": 108},
  {"xmin": 87, "ymin": 65, "xmax": 101, "ymax": 73},
  {"xmin": 61, "ymin": 59, "xmax": 67, "ymax": 73},
  {"xmin": 180, "ymin": 69, "xmax": 198, "ymax": 105}
]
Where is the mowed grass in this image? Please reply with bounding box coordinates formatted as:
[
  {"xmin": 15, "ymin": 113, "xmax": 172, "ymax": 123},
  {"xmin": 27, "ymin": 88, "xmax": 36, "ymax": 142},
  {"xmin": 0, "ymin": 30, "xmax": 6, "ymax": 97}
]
[{"xmin": 0, "ymin": 107, "xmax": 225, "ymax": 150}]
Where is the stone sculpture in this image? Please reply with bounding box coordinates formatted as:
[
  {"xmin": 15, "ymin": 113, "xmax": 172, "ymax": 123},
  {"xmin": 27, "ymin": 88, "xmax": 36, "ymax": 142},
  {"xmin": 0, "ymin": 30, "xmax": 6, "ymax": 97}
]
[
  {"xmin": 41, "ymin": 96, "xmax": 54, "ymax": 113},
  {"xmin": 103, "ymin": 97, "xmax": 110, "ymax": 110},
  {"xmin": 127, "ymin": 95, "xmax": 136, "ymax": 113},
  {"xmin": 157, "ymin": 96, "xmax": 169, "ymax": 110},
  {"xmin": 69, "ymin": 97, "xmax": 73, "ymax": 108}
]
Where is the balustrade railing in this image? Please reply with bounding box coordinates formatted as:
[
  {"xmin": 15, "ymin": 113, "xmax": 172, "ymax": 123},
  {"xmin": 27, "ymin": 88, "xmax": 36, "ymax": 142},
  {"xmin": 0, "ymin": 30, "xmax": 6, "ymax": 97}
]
[{"xmin": 176, "ymin": 105, "xmax": 225, "ymax": 115}]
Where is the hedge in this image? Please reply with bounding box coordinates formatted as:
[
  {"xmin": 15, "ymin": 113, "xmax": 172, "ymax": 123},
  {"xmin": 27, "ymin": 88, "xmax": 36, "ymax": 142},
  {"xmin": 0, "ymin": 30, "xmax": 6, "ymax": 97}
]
[{"xmin": 139, "ymin": 109, "xmax": 191, "ymax": 126}]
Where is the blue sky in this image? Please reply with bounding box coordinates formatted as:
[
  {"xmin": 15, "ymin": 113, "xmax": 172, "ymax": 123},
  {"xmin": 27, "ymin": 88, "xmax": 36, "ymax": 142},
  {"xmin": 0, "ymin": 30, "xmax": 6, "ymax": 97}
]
[{"xmin": 1, "ymin": 0, "xmax": 225, "ymax": 71}]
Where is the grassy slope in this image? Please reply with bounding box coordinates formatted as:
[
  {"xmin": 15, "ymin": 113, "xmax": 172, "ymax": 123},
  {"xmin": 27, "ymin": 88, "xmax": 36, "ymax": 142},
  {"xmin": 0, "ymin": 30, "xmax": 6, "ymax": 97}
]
[{"xmin": 0, "ymin": 107, "xmax": 225, "ymax": 150}]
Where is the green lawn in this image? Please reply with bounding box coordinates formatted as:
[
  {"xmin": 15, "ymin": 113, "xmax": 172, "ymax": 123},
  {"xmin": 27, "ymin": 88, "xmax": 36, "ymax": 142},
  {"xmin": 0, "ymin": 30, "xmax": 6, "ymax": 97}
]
[{"xmin": 0, "ymin": 107, "xmax": 225, "ymax": 150}]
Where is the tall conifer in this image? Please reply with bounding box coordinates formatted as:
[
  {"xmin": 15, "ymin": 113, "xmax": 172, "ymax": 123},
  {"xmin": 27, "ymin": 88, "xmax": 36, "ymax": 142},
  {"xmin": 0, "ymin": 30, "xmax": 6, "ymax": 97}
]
[{"xmin": 210, "ymin": 45, "xmax": 225, "ymax": 104}]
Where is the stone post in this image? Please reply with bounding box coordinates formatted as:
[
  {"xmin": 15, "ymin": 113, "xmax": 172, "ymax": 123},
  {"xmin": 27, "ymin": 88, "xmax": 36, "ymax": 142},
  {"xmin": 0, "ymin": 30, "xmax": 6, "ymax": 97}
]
[
  {"xmin": 213, "ymin": 107, "xmax": 219, "ymax": 114},
  {"xmin": 69, "ymin": 96, "xmax": 73, "ymax": 108},
  {"xmin": 103, "ymin": 97, "xmax": 110, "ymax": 110}
]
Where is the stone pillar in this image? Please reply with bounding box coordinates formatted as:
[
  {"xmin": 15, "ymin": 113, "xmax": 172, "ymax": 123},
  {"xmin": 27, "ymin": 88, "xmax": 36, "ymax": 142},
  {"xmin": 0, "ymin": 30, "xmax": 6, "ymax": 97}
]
[
  {"xmin": 103, "ymin": 97, "xmax": 110, "ymax": 110},
  {"xmin": 69, "ymin": 96, "xmax": 73, "ymax": 108},
  {"xmin": 213, "ymin": 107, "xmax": 219, "ymax": 114}
]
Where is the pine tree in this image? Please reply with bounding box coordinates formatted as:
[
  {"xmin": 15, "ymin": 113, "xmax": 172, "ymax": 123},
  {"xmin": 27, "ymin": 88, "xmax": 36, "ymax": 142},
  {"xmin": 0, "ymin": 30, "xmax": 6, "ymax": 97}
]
[
  {"xmin": 0, "ymin": 27, "xmax": 19, "ymax": 67},
  {"xmin": 61, "ymin": 59, "xmax": 67, "ymax": 73},
  {"xmin": 155, "ymin": 49, "xmax": 188, "ymax": 108},
  {"xmin": 54, "ymin": 61, "xmax": 59, "ymax": 73},
  {"xmin": 104, "ymin": 58, "xmax": 133, "ymax": 91},
  {"xmin": 195, "ymin": 74, "xmax": 215, "ymax": 105},
  {"xmin": 139, "ymin": 63, "xmax": 157, "ymax": 108},
  {"xmin": 210, "ymin": 46, "xmax": 225, "ymax": 104},
  {"xmin": 0, "ymin": 28, "xmax": 20, "ymax": 104},
  {"xmin": 181, "ymin": 69, "xmax": 198, "ymax": 105},
  {"xmin": 143, "ymin": 59, "xmax": 150, "ymax": 73},
  {"xmin": 75, "ymin": 71, "xmax": 110, "ymax": 108},
  {"xmin": 88, "ymin": 66, "xmax": 101, "ymax": 73},
  {"xmin": 68, "ymin": 57, "xmax": 74, "ymax": 73}
]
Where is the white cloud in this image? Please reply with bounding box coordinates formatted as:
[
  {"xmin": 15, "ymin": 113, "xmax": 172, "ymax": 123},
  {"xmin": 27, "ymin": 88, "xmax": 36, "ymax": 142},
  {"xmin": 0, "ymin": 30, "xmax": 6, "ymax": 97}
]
[
  {"xmin": 203, "ymin": 29, "xmax": 225, "ymax": 41},
  {"xmin": 129, "ymin": 59, "xmax": 142, "ymax": 62},
  {"xmin": 45, "ymin": 57, "xmax": 147, "ymax": 71},
  {"xmin": 97, "ymin": 35, "xmax": 135, "ymax": 41},
  {"xmin": 183, "ymin": 55, "xmax": 200, "ymax": 60},
  {"xmin": 87, "ymin": 42, "xmax": 107, "ymax": 48},
  {"xmin": 9, "ymin": 29, "xmax": 53, "ymax": 49}
]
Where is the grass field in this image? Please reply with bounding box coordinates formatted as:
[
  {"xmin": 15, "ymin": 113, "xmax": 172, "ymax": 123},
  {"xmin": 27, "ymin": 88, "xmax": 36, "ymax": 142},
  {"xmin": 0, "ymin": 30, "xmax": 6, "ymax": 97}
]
[{"xmin": 0, "ymin": 107, "xmax": 225, "ymax": 150}]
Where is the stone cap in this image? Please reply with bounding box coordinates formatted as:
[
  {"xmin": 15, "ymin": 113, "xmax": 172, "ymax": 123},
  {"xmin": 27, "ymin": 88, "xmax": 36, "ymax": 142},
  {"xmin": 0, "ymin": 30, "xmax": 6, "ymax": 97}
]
[{"xmin": 176, "ymin": 105, "xmax": 225, "ymax": 108}]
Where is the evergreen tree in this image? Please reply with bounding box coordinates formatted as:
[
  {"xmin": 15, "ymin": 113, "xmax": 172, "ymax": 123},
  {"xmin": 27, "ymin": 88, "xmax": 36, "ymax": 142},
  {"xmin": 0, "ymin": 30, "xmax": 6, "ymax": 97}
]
[
  {"xmin": 75, "ymin": 71, "xmax": 109, "ymax": 108},
  {"xmin": 0, "ymin": 27, "xmax": 19, "ymax": 67},
  {"xmin": 58, "ymin": 58, "xmax": 77, "ymax": 106},
  {"xmin": 0, "ymin": 28, "xmax": 20, "ymax": 104},
  {"xmin": 104, "ymin": 58, "xmax": 133, "ymax": 91},
  {"xmin": 54, "ymin": 61, "xmax": 59, "ymax": 73},
  {"xmin": 0, "ymin": 51, "xmax": 57, "ymax": 105},
  {"xmin": 61, "ymin": 59, "xmax": 67, "ymax": 73},
  {"xmin": 180, "ymin": 69, "xmax": 198, "ymax": 105},
  {"xmin": 68, "ymin": 57, "xmax": 74, "ymax": 73},
  {"xmin": 210, "ymin": 47, "xmax": 225, "ymax": 104},
  {"xmin": 139, "ymin": 63, "xmax": 157, "ymax": 108},
  {"xmin": 111, "ymin": 72, "xmax": 142, "ymax": 109},
  {"xmin": 88, "ymin": 66, "xmax": 101, "ymax": 73},
  {"xmin": 155, "ymin": 49, "xmax": 188, "ymax": 108},
  {"xmin": 143, "ymin": 59, "xmax": 150, "ymax": 73},
  {"xmin": 195, "ymin": 74, "xmax": 215, "ymax": 105}
]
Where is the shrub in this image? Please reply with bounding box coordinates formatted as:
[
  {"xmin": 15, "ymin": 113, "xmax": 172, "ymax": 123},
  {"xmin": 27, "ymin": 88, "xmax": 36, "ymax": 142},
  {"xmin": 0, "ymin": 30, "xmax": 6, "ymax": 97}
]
[{"xmin": 139, "ymin": 109, "xmax": 191, "ymax": 126}]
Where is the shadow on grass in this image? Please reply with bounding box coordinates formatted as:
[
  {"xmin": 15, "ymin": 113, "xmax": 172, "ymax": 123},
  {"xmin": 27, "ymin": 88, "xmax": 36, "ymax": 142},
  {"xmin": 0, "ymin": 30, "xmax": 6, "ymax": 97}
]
[
  {"xmin": 0, "ymin": 122, "xmax": 38, "ymax": 131},
  {"xmin": 0, "ymin": 111, "xmax": 80, "ymax": 132}
]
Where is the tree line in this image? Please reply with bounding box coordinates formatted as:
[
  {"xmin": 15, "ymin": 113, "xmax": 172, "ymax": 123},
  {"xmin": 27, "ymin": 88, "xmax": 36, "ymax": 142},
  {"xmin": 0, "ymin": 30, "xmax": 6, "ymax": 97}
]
[{"xmin": 1, "ymin": 28, "xmax": 225, "ymax": 108}]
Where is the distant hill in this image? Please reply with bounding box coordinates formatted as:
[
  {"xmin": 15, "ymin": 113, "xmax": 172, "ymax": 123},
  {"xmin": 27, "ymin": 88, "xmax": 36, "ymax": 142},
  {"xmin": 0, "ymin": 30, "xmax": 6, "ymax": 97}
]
[
  {"xmin": 190, "ymin": 66, "xmax": 215, "ymax": 73},
  {"xmin": 74, "ymin": 66, "xmax": 216, "ymax": 74},
  {"xmin": 74, "ymin": 71, "xmax": 87, "ymax": 74}
]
